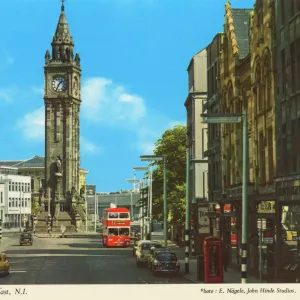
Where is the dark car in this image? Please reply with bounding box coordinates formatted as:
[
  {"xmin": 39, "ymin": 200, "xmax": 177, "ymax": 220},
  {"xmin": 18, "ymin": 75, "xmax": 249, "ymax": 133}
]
[
  {"xmin": 150, "ymin": 251, "xmax": 180, "ymax": 276},
  {"xmin": 147, "ymin": 246, "xmax": 168, "ymax": 268},
  {"xmin": 19, "ymin": 233, "xmax": 33, "ymax": 246}
]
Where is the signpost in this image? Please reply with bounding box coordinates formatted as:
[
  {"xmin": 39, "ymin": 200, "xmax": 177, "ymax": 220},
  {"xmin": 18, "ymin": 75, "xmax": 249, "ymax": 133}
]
[{"xmin": 201, "ymin": 112, "xmax": 248, "ymax": 283}]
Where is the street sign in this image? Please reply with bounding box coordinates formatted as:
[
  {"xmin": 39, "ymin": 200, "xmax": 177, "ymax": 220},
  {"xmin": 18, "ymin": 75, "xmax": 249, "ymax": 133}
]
[
  {"xmin": 201, "ymin": 113, "xmax": 242, "ymax": 124},
  {"xmin": 263, "ymin": 237, "xmax": 274, "ymax": 244}
]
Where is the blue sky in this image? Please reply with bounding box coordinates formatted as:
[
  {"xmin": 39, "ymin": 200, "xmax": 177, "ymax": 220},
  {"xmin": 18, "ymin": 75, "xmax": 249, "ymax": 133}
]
[{"xmin": 0, "ymin": 0, "xmax": 254, "ymax": 192}]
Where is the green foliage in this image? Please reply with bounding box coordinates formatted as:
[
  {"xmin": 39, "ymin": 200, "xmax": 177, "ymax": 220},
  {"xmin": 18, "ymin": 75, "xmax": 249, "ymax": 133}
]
[{"xmin": 151, "ymin": 125, "xmax": 186, "ymax": 224}]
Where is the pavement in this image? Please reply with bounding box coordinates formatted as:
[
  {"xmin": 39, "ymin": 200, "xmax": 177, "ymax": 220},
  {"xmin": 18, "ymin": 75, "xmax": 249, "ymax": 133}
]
[
  {"xmin": 0, "ymin": 234, "xmax": 192, "ymax": 284},
  {"xmin": 167, "ymin": 245, "xmax": 266, "ymax": 284}
]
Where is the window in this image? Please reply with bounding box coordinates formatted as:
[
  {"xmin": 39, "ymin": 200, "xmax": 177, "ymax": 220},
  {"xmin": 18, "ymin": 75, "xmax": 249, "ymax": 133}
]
[
  {"xmin": 259, "ymin": 131, "xmax": 266, "ymax": 184},
  {"xmin": 291, "ymin": 120, "xmax": 298, "ymax": 172},
  {"xmin": 281, "ymin": 0, "xmax": 285, "ymax": 25},
  {"xmin": 296, "ymin": 39, "xmax": 300, "ymax": 91},
  {"xmin": 119, "ymin": 213, "xmax": 129, "ymax": 219},
  {"xmin": 267, "ymin": 128, "xmax": 274, "ymax": 179},
  {"xmin": 119, "ymin": 228, "xmax": 129, "ymax": 236},
  {"xmin": 108, "ymin": 228, "xmax": 118, "ymax": 236},
  {"xmin": 31, "ymin": 179, "xmax": 34, "ymax": 191},
  {"xmin": 291, "ymin": 42, "xmax": 296, "ymax": 93},
  {"xmin": 12, "ymin": 183, "xmax": 14, "ymax": 192},
  {"xmin": 0, "ymin": 192, "xmax": 2, "ymax": 204},
  {"xmin": 18, "ymin": 182, "xmax": 21, "ymax": 192},
  {"xmin": 21, "ymin": 183, "xmax": 24, "ymax": 192},
  {"xmin": 108, "ymin": 212, "xmax": 118, "ymax": 219},
  {"xmin": 281, "ymin": 50, "xmax": 286, "ymax": 93},
  {"xmin": 9, "ymin": 182, "xmax": 11, "ymax": 191}
]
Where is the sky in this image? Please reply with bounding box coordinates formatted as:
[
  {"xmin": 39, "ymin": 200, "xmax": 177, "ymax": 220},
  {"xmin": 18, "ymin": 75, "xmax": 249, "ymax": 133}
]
[{"xmin": 0, "ymin": 0, "xmax": 255, "ymax": 192}]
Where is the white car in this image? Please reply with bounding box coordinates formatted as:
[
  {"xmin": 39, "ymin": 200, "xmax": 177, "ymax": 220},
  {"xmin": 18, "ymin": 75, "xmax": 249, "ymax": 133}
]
[{"xmin": 135, "ymin": 240, "xmax": 162, "ymax": 267}]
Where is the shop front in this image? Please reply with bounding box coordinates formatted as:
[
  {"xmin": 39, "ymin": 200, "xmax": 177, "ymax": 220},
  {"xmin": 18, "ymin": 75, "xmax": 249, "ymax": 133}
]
[{"xmin": 275, "ymin": 177, "xmax": 300, "ymax": 282}]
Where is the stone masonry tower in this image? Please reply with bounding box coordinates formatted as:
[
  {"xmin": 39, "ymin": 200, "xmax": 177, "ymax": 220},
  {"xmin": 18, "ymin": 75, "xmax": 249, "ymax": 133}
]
[{"xmin": 44, "ymin": 2, "xmax": 81, "ymax": 214}]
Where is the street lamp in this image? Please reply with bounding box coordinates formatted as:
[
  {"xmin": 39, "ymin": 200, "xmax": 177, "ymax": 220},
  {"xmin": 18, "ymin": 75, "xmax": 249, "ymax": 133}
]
[
  {"xmin": 140, "ymin": 154, "xmax": 167, "ymax": 248},
  {"xmin": 200, "ymin": 112, "xmax": 248, "ymax": 284},
  {"xmin": 127, "ymin": 176, "xmax": 140, "ymax": 220}
]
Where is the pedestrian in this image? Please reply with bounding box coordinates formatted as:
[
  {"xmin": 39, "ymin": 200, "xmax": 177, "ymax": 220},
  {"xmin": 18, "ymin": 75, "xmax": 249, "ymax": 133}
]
[{"xmin": 223, "ymin": 243, "xmax": 231, "ymax": 272}]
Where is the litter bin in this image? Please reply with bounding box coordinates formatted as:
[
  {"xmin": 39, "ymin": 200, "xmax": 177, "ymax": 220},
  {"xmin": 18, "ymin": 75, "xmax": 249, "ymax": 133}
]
[{"xmin": 197, "ymin": 254, "xmax": 204, "ymax": 281}]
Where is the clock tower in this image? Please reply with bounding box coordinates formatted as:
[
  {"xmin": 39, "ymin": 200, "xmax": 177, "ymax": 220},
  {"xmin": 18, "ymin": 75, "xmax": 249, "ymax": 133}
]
[{"xmin": 44, "ymin": 2, "xmax": 81, "ymax": 212}]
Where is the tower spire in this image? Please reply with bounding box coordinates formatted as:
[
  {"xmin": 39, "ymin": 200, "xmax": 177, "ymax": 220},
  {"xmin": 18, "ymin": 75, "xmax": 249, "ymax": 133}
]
[{"xmin": 60, "ymin": 0, "xmax": 65, "ymax": 11}]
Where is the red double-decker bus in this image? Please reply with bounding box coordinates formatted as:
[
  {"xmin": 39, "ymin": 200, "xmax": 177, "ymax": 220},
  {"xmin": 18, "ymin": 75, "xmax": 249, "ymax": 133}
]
[{"xmin": 102, "ymin": 208, "xmax": 131, "ymax": 248}]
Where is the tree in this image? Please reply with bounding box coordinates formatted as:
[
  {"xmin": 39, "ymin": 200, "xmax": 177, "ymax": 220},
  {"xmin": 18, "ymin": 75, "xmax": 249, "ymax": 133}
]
[{"xmin": 151, "ymin": 125, "xmax": 186, "ymax": 224}]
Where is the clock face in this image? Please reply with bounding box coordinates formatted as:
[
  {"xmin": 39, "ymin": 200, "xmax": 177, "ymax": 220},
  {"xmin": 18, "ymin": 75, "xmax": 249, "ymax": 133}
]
[{"xmin": 52, "ymin": 77, "xmax": 67, "ymax": 92}]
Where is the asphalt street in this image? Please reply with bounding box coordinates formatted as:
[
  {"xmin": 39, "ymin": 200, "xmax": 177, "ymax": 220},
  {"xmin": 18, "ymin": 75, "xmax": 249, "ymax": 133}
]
[{"xmin": 0, "ymin": 234, "xmax": 192, "ymax": 284}]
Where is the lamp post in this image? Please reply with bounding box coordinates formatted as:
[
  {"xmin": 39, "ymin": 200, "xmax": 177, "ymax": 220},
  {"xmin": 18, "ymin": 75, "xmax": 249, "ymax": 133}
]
[
  {"xmin": 201, "ymin": 112, "xmax": 248, "ymax": 284},
  {"xmin": 85, "ymin": 184, "xmax": 87, "ymax": 234},
  {"xmin": 127, "ymin": 176, "xmax": 140, "ymax": 220},
  {"xmin": 140, "ymin": 154, "xmax": 167, "ymax": 248}
]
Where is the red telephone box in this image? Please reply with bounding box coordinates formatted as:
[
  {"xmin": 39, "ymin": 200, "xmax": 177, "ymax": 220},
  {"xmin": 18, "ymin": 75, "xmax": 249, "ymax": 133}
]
[{"xmin": 203, "ymin": 236, "xmax": 224, "ymax": 283}]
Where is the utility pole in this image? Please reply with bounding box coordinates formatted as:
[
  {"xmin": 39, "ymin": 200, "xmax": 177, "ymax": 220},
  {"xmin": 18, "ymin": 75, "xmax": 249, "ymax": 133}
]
[
  {"xmin": 241, "ymin": 111, "xmax": 248, "ymax": 283},
  {"xmin": 185, "ymin": 147, "xmax": 190, "ymax": 274},
  {"xmin": 163, "ymin": 154, "xmax": 168, "ymax": 248}
]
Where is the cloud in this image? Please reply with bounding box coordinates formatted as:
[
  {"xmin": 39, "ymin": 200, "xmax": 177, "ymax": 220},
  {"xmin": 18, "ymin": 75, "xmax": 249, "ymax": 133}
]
[
  {"xmin": 16, "ymin": 106, "xmax": 103, "ymax": 154},
  {"xmin": 81, "ymin": 76, "xmax": 185, "ymax": 154},
  {"xmin": 0, "ymin": 85, "xmax": 19, "ymax": 103},
  {"xmin": 0, "ymin": 50, "xmax": 15, "ymax": 70},
  {"xmin": 16, "ymin": 107, "xmax": 45, "ymax": 141},
  {"xmin": 81, "ymin": 77, "xmax": 146, "ymax": 126},
  {"xmin": 81, "ymin": 137, "xmax": 104, "ymax": 155}
]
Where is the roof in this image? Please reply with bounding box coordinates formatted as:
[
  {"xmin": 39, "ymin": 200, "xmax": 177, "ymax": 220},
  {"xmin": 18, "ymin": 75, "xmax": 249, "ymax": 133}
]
[
  {"xmin": 104, "ymin": 208, "xmax": 130, "ymax": 212},
  {"xmin": 13, "ymin": 156, "xmax": 45, "ymax": 168},
  {"xmin": 0, "ymin": 156, "xmax": 88, "ymax": 172},
  {"xmin": 231, "ymin": 9, "xmax": 252, "ymax": 59}
]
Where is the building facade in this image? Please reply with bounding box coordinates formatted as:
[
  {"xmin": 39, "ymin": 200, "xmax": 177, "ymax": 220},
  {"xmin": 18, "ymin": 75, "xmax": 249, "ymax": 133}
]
[
  {"xmin": 0, "ymin": 156, "xmax": 88, "ymax": 214},
  {"xmin": 184, "ymin": 48, "xmax": 209, "ymax": 254},
  {"xmin": 0, "ymin": 166, "xmax": 31, "ymax": 228},
  {"xmin": 204, "ymin": 33, "xmax": 223, "ymax": 236},
  {"xmin": 248, "ymin": 0, "xmax": 277, "ymax": 277},
  {"xmin": 219, "ymin": 2, "xmax": 254, "ymax": 264},
  {"xmin": 274, "ymin": 0, "xmax": 300, "ymax": 280}
]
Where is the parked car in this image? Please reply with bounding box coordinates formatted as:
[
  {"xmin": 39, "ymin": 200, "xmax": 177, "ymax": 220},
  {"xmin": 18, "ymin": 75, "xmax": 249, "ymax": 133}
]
[
  {"xmin": 147, "ymin": 246, "xmax": 169, "ymax": 268},
  {"xmin": 135, "ymin": 241, "xmax": 163, "ymax": 266},
  {"xmin": 150, "ymin": 250, "xmax": 180, "ymax": 276},
  {"xmin": 20, "ymin": 232, "xmax": 33, "ymax": 246},
  {"xmin": 0, "ymin": 253, "xmax": 10, "ymax": 276}
]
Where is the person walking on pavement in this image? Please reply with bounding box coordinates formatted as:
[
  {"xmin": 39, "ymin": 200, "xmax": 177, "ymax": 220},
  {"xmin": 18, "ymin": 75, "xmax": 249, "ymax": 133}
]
[{"xmin": 223, "ymin": 243, "xmax": 231, "ymax": 272}]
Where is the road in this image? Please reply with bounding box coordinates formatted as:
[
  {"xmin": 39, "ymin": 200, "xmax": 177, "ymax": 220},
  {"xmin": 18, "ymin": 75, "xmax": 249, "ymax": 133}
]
[{"xmin": 0, "ymin": 234, "xmax": 192, "ymax": 284}]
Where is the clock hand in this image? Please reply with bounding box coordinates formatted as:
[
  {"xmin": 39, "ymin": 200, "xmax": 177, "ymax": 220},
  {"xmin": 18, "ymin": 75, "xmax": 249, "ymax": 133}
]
[{"xmin": 56, "ymin": 81, "xmax": 62, "ymax": 91}]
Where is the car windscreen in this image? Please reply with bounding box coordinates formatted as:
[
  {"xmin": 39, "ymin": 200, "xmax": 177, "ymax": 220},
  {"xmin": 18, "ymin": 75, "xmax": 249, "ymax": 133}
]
[
  {"xmin": 157, "ymin": 252, "xmax": 177, "ymax": 261},
  {"xmin": 21, "ymin": 234, "xmax": 31, "ymax": 238},
  {"xmin": 119, "ymin": 228, "xmax": 129, "ymax": 236},
  {"xmin": 153, "ymin": 244, "xmax": 164, "ymax": 248},
  {"xmin": 141, "ymin": 243, "xmax": 153, "ymax": 250}
]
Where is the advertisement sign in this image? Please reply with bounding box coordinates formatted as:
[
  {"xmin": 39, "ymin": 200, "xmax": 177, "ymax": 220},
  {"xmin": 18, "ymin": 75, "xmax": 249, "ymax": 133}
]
[
  {"xmin": 257, "ymin": 201, "xmax": 275, "ymax": 214},
  {"xmin": 198, "ymin": 206, "xmax": 210, "ymax": 234}
]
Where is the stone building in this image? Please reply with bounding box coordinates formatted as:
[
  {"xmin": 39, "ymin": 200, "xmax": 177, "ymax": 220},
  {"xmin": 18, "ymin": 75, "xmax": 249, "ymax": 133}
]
[
  {"xmin": 40, "ymin": 2, "xmax": 88, "ymax": 232},
  {"xmin": 184, "ymin": 48, "xmax": 209, "ymax": 254},
  {"xmin": 219, "ymin": 2, "xmax": 253, "ymax": 263},
  {"xmin": 248, "ymin": 0, "xmax": 276, "ymax": 277},
  {"xmin": 203, "ymin": 33, "xmax": 223, "ymax": 236},
  {"xmin": 0, "ymin": 156, "xmax": 88, "ymax": 216},
  {"xmin": 273, "ymin": 0, "xmax": 300, "ymax": 280}
]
